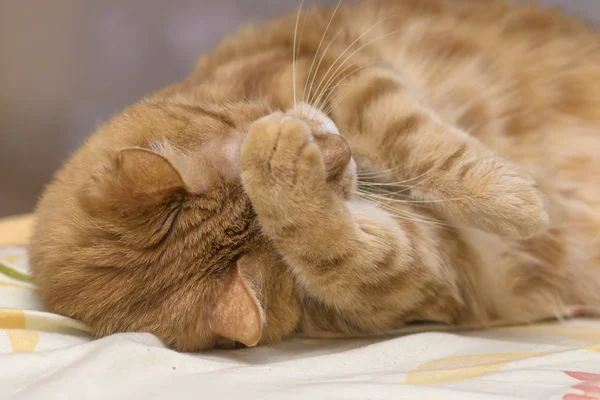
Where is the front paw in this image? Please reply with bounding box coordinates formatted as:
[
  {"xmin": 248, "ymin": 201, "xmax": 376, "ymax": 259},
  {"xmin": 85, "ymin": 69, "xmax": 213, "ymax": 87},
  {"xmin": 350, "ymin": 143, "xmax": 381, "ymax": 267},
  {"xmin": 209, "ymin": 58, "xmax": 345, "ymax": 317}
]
[{"xmin": 241, "ymin": 113, "xmax": 327, "ymax": 212}]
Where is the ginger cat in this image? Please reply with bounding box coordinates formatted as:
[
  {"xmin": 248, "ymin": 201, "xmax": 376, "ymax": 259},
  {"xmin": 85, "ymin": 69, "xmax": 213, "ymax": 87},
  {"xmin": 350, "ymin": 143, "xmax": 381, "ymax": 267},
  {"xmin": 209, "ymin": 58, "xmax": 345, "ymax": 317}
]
[{"xmin": 29, "ymin": 0, "xmax": 600, "ymax": 351}]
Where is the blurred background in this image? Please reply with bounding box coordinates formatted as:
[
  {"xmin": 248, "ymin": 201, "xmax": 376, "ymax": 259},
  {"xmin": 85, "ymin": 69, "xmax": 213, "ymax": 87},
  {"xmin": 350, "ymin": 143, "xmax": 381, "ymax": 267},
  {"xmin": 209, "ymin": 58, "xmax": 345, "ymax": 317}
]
[{"xmin": 1, "ymin": 0, "xmax": 599, "ymax": 218}]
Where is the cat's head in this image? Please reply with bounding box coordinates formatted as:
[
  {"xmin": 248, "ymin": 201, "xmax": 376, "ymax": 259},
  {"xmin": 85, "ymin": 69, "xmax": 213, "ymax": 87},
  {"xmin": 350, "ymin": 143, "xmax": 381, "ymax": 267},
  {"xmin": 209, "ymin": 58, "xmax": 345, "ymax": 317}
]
[{"xmin": 33, "ymin": 99, "xmax": 355, "ymax": 350}]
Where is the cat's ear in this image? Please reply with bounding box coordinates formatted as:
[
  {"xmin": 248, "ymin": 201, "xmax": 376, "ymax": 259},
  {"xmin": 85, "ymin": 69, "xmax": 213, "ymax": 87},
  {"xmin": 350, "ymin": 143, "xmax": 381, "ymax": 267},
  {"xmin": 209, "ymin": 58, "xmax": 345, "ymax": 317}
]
[
  {"xmin": 210, "ymin": 267, "xmax": 263, "ymax": 347},
  {"xmin": 116, "ymin": 147, "xmax": 185, "ymax": 196},
  {"xmin": 80, "ymin": 147, "xmax": 186, "ymax": 214}
]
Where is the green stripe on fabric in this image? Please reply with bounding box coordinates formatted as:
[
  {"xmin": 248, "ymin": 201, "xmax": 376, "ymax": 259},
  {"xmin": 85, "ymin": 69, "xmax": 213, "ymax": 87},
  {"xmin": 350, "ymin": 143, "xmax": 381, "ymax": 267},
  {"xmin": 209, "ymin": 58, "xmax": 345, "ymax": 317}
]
[{"xmin": 0, "ymin": 261, "xmax": 32, "ymax": 283}]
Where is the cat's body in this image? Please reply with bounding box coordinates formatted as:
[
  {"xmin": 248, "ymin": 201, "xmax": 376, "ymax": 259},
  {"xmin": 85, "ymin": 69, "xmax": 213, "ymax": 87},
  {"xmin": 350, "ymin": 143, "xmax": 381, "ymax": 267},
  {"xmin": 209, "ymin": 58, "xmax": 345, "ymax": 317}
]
[{"xmin": 29, "ymin": 0, "xmax": 600, "ymax": 351}]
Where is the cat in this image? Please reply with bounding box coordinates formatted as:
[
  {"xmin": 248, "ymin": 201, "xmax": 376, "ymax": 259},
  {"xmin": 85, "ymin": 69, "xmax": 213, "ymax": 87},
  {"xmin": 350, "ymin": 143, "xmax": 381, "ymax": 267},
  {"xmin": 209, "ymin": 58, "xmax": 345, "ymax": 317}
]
[{"xmin": 28, "ymin": 0, "xmax": 600, "ymax": 351}]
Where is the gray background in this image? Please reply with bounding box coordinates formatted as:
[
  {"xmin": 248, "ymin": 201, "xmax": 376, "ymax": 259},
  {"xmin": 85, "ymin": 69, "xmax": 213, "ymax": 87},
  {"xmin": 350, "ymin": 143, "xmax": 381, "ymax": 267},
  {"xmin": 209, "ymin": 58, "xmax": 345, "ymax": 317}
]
[{"xmin": 1, "ymin": 0, "xmax": 598, "ymax": 217}]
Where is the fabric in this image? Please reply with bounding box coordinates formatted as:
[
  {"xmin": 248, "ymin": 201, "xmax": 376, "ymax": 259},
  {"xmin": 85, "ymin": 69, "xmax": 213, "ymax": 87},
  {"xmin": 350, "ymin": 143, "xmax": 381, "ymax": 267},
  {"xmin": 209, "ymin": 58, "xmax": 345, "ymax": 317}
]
[{"xmin": 1, "ymin": 215, "xmax": 600, "ymax": 399}]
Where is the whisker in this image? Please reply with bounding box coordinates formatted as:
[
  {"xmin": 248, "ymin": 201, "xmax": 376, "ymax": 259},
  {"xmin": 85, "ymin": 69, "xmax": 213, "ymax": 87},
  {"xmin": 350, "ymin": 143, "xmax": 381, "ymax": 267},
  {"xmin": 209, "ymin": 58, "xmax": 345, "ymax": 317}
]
[
  {"xmin": 309, "ymin": 17, "xmax": 390, "ymax": 108},
  {"xmin": 357, "ymin": 169, "xmax": 404, "ymax": 179},
  {"xmin": 302, "ymin": 0, "xmax": 342, "ymax": 104},
  {"xmin": 315, "ymin": 62, "xmax": 368, "ymax": 112},
  {"xmin": 357, "ymin": 166, "xmax": 408, "ymax": 178},
  {"xmin": 395, "ymin": 166, "xmax": 451, "ymax": 194},
  {"xmin": 360, "ymin": 195, "xmax": 452, "ymax": 229},
  {"xmin": 296, "ymin": 1, "xmax": 309, "ymax": 61},
  {"xmin": 317, "ymin": 20, "xmax": 432, "ymax": 113},
  {"xmin": 358, "ymin": 161, "xmax": 443, "ymax": 191},
  {"xmin": 318, "ymin": 62, "xmax": 377, "ymax": 113},
  {"xmin": 356, "ymin": 188, "xmax": 410, "ymax": 205},
  {"xmin": 314, "ymin": 27, "xmax": 419, "ymax": 111},
  {"xmin": 358, "ymin": 190, "xmax": 478, "ymax": 205},
  {"xmin": 311, "ymin": 16, "xmax": 410, "ymax": 110},
  {"xmin": 356, "ymin": 180, "xmax": 409, "ymax": 187},
  {"xmin": 357, "ymin": 183, "xmax": 412, "ymax": 197},
  {"xmin": 304, "ymin": 30, "xmax": 343, "ymax": 108},
  {"xmin": 292, "ymin": 0, "xmax": 306, "ymax": 107},
  {"xmin": 377, "ymin": 208, "xmax": 454, "ymax": 232}
]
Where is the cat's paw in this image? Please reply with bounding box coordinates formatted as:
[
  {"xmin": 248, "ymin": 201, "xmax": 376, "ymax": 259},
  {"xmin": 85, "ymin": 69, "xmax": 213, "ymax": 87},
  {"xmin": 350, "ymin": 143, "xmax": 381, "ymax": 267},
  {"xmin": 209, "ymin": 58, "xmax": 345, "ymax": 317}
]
[
  {"xmin": 482, "ymin": 169, "xmax": 549, "ymax": 239},
  {"xmin": 450, "ymin": 164, "xmax": 549, "ymax": 239},
  {"xmin": 241, "ymin": 113, "xmax": 327, "ymax": 210}
]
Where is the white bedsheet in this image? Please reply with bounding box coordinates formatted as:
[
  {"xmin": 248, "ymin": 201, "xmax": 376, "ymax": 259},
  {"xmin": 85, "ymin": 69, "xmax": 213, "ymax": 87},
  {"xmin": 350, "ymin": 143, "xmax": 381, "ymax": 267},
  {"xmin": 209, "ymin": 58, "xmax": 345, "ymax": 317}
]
[{"xmin": 2, "ymin": 320, "xmax": 600, "ymax": 399}]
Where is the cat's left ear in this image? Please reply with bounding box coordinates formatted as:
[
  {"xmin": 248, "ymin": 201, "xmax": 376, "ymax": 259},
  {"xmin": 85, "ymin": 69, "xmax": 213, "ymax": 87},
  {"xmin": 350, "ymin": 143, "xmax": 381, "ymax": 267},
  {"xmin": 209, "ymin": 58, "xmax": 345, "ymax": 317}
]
[
  {"xmin": 79, "ymin": 147, "xmax": 186, "ymax": 214},
  {"xmin": 116, "ymin": 147, "xmax": 186, "ymax": 197}
]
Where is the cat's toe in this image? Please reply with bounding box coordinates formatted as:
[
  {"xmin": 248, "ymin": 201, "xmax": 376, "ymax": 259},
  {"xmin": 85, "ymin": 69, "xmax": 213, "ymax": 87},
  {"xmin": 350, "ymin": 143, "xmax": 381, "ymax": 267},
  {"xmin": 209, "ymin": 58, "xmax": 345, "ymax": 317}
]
[
  {"xmin": 241, "ymin": 112, "xmax": 285, "ymax": 177},
  {"xmin": 268, "ymin": 116, "xmax": 315, "ymax": 178}
]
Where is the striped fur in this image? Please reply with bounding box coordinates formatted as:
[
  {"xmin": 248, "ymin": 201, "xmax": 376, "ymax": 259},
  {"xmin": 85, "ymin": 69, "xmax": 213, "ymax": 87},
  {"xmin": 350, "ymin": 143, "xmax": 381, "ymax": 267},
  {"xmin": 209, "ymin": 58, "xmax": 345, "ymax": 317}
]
[{"xmin": 29, "ymin": 0, "xmax": 600, "ymax": 351}]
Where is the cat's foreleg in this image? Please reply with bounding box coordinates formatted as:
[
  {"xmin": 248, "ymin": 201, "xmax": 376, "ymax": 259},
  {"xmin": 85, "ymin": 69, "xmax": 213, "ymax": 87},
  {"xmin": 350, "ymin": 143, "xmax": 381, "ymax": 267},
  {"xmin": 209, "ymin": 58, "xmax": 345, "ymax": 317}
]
[
  {"xmin": 240, "ymin": 112, "xmax": 461, "ymax": 327},
  {"xmin": 329, "ymin": 68, "xmax": 549, "ymax": 239}
]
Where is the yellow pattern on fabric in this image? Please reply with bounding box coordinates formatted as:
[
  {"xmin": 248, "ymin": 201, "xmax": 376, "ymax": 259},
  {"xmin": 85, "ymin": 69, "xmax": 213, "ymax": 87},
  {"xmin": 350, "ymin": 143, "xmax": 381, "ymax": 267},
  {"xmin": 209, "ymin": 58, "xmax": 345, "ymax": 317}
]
[
  {"xmin": 5, "ymin": 329, "xmax": 39, "ymax": 352},
  {"xmin": 0, "ymin": 309, "xmax": 26, "ymax": 329},
  {"xmin": 405, "ymin": 351, "xmax": 549, "ymax": 385}
]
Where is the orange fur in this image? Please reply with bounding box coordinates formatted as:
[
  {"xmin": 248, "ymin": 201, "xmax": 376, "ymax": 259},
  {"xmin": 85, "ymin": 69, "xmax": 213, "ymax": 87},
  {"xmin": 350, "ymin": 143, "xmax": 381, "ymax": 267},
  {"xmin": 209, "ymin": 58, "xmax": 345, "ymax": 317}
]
[{"xmin": 29, "ymin": 0, "xmax": 600, "ymax": 351}]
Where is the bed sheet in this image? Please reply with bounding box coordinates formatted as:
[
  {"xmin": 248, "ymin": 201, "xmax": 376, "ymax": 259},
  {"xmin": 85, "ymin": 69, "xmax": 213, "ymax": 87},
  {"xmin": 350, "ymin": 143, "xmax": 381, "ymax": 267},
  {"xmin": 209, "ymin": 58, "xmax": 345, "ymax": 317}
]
[{"xmin": 1, "ymin": 214, "xmax": 599, "ymax": 400}]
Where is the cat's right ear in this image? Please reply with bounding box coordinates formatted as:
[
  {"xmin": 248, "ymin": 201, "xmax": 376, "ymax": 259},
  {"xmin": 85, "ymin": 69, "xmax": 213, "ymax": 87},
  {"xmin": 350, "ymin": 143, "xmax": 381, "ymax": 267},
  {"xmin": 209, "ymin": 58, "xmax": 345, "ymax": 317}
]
[
  {"xmin": 79, "ymin": 147, "xmax": 186, "ymax": 214},
  {"xmin": 210, "ymin": 266, "xmax": 263, "ymax": 347}
]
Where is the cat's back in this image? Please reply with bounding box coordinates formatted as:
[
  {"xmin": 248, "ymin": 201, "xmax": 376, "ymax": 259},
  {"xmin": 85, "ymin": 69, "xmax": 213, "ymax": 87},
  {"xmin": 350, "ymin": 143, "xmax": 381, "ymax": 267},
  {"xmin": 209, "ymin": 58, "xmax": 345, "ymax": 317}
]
[
  {"xmin": 363, "ymin": 0, "xmax": 600, "ymax": 130},
  {"xmin": 195, "ymin": 0, "xmax": 600, "ymax": 135}
]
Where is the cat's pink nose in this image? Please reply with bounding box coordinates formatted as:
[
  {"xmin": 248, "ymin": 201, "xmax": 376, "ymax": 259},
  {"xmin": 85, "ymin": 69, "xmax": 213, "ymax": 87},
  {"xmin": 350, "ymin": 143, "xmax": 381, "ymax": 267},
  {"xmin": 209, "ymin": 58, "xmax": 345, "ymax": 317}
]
[{"xmin": 313, "ymin": 133, "xmax": 352, "ymax": 180}]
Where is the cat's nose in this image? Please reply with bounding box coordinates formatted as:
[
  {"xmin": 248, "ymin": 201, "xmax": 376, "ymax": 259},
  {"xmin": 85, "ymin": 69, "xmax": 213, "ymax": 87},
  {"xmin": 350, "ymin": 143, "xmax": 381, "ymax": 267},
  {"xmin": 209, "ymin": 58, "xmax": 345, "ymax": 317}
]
[{"xmin": 313, "ymin": 133, "xmax": 352, "ymax": 180}]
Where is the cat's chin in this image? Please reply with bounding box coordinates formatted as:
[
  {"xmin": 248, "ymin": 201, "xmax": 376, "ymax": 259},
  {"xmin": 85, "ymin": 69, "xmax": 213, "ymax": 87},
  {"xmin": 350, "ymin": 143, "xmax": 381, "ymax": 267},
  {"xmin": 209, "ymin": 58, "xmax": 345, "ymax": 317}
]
[{"xmin": 288, "ymin": 102, "xmax": 340, "ymax": 136}]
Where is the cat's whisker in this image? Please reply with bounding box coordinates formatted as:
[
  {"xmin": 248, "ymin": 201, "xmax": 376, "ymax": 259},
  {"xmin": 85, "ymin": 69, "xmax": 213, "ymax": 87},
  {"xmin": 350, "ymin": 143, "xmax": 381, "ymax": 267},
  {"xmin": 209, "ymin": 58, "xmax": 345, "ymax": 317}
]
[
  {"xmin": 357, "ymin": 167, "xmax": 415, "ymax": 180},
  {"xmin": 357, "ymin": 184, "xmax": 412, "ymax": 198},
  {"xmin": 323, "ymin": 91, "xmax": 351, "ymax": 115},
  {"xmin": 315, "ymin": 59, "xmax": 383, "ymax": 113},
  {"xmin": 318, "ymin": 63, "xmax": 377, "ymax": 113},
  {"xmin": 357, "ymin": 179, "xmax": 479, "ymax": 202},
  {"xmin": 292, "ymin": 0, "xmax": 306, "ymax": 107},
  {"xmin": 359, "ymin": 162, "xmax": 445, "ymax": 192},
  {"xmin": 304, "ymin": 29, "xmax": 344, "ymax": 108},
  {"xmin": 358, "ymin": 189, "xmax": 479, "ymax": 205},
  {"xmin": 360, "ymin": 195, "xmax": 453, "ymax": 230},
  {"xmin": 302, "ymin": 0, "xmax": 342, "ymax": 104},
  {"xmin": 320, "ymin": 90, "xmax": 346, "ymax": 115},
  {"xmin": 305, "ymin": 29, "xmax": 344, "ymax": 109},
  {"xmin": 357, "ymin": 168, "xmax": 405, "ymax": 178},
  {"xmin": 357, "ymin": 180, "xmax": 411, "ymax": 187},
  {"xmin": 359, "ymin": 185, "xmax": 420, "ymax": 196},
  {"xmin": 377, "ymin": 206, "xmax": 456, "ymax": 232},
  {"xmin": 308, "ymin": 16, "xmax": 392, "ymax": 108},
  {"xmin": 396, "ymin": 167, "xmax": 453, "ymax": 194},
  {"xmin": 296, "ymin": 1, "xmax": 309, "ymax": 61},
  {"xmin": 315, "ymin": 64, "xmax": 363, "ymax": 111},
  {"xmin": 312, "ymin": 19, "xmax": 417, "ymax": 110},
  {"xmin": 321, "ymin": 80, "xmax": 367, "ymax": 115}
]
